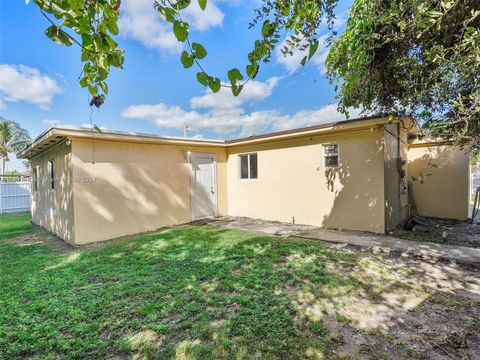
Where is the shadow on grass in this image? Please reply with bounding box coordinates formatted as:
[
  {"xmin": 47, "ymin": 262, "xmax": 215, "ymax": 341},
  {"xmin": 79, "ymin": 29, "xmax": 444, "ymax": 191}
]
[{"xmin": 1, "ymin": 217, "xmax": 479, "ymax": 359}]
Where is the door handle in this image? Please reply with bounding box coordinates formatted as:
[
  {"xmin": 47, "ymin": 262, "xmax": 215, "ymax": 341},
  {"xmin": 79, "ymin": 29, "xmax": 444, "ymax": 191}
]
[{"xmin": 210, "ymin": 186, "xmax": 214, "ymax": 194}]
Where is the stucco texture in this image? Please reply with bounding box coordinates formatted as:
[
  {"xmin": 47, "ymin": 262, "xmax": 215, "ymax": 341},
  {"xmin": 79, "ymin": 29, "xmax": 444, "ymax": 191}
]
[
  {"xmin": 408, "ymin": 144, "xmax": 469, "ymax": 220},
  {"xmin": 30, "ymin": 142, "xmax": 75, "ymax": 243},
  {"xmin": 26, "ymin": 121, "xmax": 471, "ymax": 245},
  {"xmin": 71, "ymin": 139, "xmax": 227, "ymax": 244},
  {"xmin": 226, "ymin": 130, "xmax": 386, "ymax": 233},
  {"xmin": 383, "ymin": 124, "xmax": 410, "ymax": 231}
]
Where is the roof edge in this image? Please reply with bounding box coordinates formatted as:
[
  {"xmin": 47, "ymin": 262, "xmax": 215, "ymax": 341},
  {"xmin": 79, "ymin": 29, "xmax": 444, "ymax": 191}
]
[
  {"xmin": 17, "ymin": 126, "xmax": 226, "ymax": 159},
  {"xmin": 18, "ymin": 115, "xmax": 418, "ymax": 159},
  {"xmin": 225, "ymin": 115, "xmax": 406, "ymax": 146},
  {"xmin": 50, "ymin": 125, "xmax": 225, "ymax": 144}
]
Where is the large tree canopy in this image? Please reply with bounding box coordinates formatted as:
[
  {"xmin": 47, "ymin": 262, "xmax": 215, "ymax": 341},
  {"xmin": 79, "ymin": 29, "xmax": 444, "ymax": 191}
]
[
  {"xmin": 27, "ymin": 0, "xmax": 479, "ymax": 152},
  {"xmin": 326, "ymin": 0, "xmax": 480, "ymax": 153}
]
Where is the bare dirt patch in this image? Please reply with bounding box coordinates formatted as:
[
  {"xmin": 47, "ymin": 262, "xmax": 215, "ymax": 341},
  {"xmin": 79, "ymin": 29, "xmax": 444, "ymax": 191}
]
[
  {"xmin": 281, "ymin": 249, "xmax": 480, "ymax": 359},
  {"xmin": 8, "ymin": 224, "xmax": 76, "ymax": 253},
  {"xmin": 392, "ymin": 217, "xmax": 480, "ymax": 249}
]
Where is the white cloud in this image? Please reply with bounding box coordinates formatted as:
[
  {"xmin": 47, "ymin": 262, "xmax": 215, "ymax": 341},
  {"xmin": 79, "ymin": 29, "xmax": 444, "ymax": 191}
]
[
  {"xmin": 0, "ymin": 64, "xmax": 62, "ymax": 109},
  {"xmin": 123, "ymin": 76, "xmax": 362, "ymax": 138},
  {"xmin": 81, "ymin": 123, "xmax": 109, "ymax": 131},
  {"xmin": 123, "ymin": 101, "xmax": 361, "ymax": 138},
  {"xmin": 42, "ymin": 119, "xmax": 62, "ymax": 127},
  {"xmin": 190, "ymin": 77, "xmax": 280, "ymax": 110},
  {"xmin": 118, "ymin": 0, "xmax": 181, "ymax": 53},
  {"xmin": 123, "ymin": 77, "xmax": 282, "ymax": 136},
  {"xmin": 118, "ymin": 0, "xmax": 224, "ymax": 53},
  {"xmin": 183, "ymin": 1, "xmax": 224, "ymax": 31},
  {"xmin": 41, "ymin": 119, "xmax": 108, "ymax": 131},
  {"xmin": 123, "ymin": 103, "xmax": 203, "ymax": 128},
  {"xmin": 270, "ymin": 104, "xmax": 362, "ymax": 132}
]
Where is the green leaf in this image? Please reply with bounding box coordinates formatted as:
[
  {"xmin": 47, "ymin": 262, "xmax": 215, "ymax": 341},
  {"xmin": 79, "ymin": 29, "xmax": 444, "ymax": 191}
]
[
  {"xmin": 262, "ymin": 20, "xmax": 271, "ymax": 37},
  {"xmin": 181, "ymin": 51, "xmax": 194, "ymax": 68},
  {"xmin": 246, "ymin": 63, "xmax": 259, "ymax": 78},
  {"xmin": 208, "ymin": 77, "xmax": 221, "ymax": 93},
  {"xmin": 93, "ymin": 34, "xmax": 104, "ymax": 51},
  {"xmin": 172, "ymin": 0, "xmax": 191, "ymax": 10},
  {"xmin": 88, "ymin": 85, "xmax": 98, "ymax": 96},
  {"xmin": 198, "ymin": 0, "xmax": 207, "ymax": 11},
  {"xmin": 309, "ymin": 39, "xmax": 319, "ymax": 60},
  {"xmin": 81, "ymin": 50, "xmax": 89, "ymax": 62},
  {"xmin": 158, "ymin": 6, "xmax": 176, "ymax": 22},
  {"xmin": 99, "ymin": 81, "xmax": 108, "ymax": 94},
  {"xmin": 191, "ymin": 42, "xmax": 207, "ymax": 59},
  {"xmin": 45, "ymin": 25, "xmax": 74, "ymax": 47},
  {"xmin": 300, "ymin": 56, "xmax": 308, "ymax": 66},
  {"xmin": 98, "ymin": 67, "xmax": 108, "ymax": 81},
  {"xmin": 173, "ymin": 21, "xmax": 189, "ymax": 42},
  {"xmin": 43, "ymin": 1, "xmax": 69, "ymax": 18},
  {"xmin": 196, "ymin": 72, "xmax": 209, "ymax": 87},
  {"xmin": 231, "ymin": 84, "xmax": 243, "ymax": 96},
  {"xmin": 108, "ymin": 49, "xmax": 124, "ymax": 68},
  {"xmin": 93, "ymin": 124, "xmax": 103, "ymax": 134},
  {"xmin": 227, "ymin": 68, "xmax": 243, "ymax": 84},
  {"xmin": 79, "ymin": 77, "xmax": 88, "ymax": 88},
  {"xmin": 67, "ymin": 0, "xmax": 83, "ymax": 11},
  {"xmin": 281, "ymin": 4, "xmax": 290, "ymax": 16},
  {"xmin": 106, "ymin": 20, "xmax": 119, "ymax": 36},
  {"xmin": 105, "ymin": 36, "xmax": 117, "ymax": 49}
]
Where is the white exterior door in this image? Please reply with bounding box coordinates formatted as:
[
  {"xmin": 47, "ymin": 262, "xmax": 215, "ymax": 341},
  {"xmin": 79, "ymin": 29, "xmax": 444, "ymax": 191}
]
[{"xmin": 191, "ymin": 154, "xmax": 217, "ymax": 220}]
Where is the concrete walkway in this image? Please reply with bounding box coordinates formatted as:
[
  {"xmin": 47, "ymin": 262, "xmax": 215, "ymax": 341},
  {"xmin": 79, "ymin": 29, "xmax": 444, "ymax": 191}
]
[
  {"xmin": 295, "ymin": 228, "xmax": 480, "ymax": 265},
  {"xmin": 207, "ymin": 217, "xmax": 480, "ymax": 265}
]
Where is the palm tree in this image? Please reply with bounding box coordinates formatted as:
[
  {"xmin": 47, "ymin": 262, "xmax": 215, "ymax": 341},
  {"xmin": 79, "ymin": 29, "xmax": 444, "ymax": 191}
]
[{"xmin": 0, "ymin": 118, "xmax": 31, "ymax": 177}]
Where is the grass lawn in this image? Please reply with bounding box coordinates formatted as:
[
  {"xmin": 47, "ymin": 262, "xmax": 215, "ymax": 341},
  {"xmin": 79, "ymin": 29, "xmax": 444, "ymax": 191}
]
[
  {"xmin": 1, "ymin": 214, "xmax": 479, "ymax": 359},
  {"xmin": 0, "ymin": 212, "xmax": 34, "ymax": 241}
]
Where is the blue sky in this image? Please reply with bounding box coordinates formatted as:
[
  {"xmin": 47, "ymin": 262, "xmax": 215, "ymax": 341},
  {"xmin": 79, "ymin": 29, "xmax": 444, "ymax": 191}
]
[{"xmin": 0, "ymin": 0, "xmax": 356, "ymax": 172}]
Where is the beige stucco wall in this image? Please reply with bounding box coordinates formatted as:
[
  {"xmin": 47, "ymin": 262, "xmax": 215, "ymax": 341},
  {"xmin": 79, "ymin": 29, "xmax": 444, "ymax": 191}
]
[
  {"xmin": 399, "ymin": 129, "xmax": 410, "ymax": 222},
  {"xmin": 71, "ymin": 139, "xmax": 227, "ymax": 244},
  {"xmin": 226, "ymin": 130, "xmax": 386, "ymax": 233},
  {"xmin": 408, "ymin": 144, "xmax": 469, "ymax": 220},
  {"xmin": 383, "ymin": 124, "xmax": 410, "ymax": 230},
  {"xmin": 30, "ymin": 142, "xmax": 75, "ymax": 243},
  {"xmin": 383, "ymin": 124, "xmax": 400, "ymax": 230}
]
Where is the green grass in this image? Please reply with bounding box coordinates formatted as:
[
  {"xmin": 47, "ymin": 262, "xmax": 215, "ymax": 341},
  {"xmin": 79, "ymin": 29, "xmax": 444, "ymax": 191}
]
[
  {"xmin": 0, "ymin": 214, "xmax": 362, "ymax": 359},
  {"xmin": 0, "ymin": 212, "xmax": 34, "ymax": 240}
]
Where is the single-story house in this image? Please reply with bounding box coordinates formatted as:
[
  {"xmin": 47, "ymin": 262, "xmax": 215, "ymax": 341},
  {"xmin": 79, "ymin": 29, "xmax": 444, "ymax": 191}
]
[{"xmin": 17, "ymin": 116, "xmax": 470, "ymax": 245}]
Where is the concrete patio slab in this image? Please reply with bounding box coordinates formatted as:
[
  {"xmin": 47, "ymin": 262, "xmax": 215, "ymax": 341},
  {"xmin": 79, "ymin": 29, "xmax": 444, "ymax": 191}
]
[{"xmin": 207, "ymin": 217, "xmax": 480, "ymax": 266}]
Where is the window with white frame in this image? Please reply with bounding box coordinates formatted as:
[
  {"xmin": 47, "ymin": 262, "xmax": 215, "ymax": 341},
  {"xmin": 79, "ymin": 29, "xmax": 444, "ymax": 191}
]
[
  {"xmin": 239, "ymin": 153, "xmax": 258, "ymax": 179},
  {"xmin": 323, "ymin": 144, "xmax": 339, "ymax": 168}
]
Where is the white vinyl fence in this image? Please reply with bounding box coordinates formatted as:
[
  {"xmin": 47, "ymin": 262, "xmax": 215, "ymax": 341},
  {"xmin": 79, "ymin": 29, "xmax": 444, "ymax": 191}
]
[
  {"xmin": 473, "ymin": 166, "xmax": 480, "ymax": 197},
  {"xmin": 0, "ymin": 182, "xmax": 31, "ymax": 214}
]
